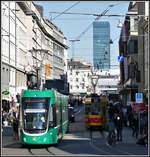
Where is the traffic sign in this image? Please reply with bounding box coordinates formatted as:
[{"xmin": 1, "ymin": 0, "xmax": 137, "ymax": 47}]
[
  {"xmin": 118, "ymin": 55, "xmax": 124, "ymax": 62},
  {"xmin": 135, "ymin": 93, "xmax": 143, "ymax": 103}
]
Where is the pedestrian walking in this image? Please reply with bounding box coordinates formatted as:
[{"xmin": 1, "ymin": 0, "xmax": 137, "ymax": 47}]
[
  {"xmin": 106, "ymin": 104, "xmax": 116, "ymax": 145},
  {"xmin": 12, "ymin": 108, "xmax": 19, "ymax": 140},
  {"xmin": 132, "ymin": 113, "xmax": 139, "ymax": 139},
  {"xmin": 114, "ymin": 111, "xmax": 123, "ymax": 141},
  {"xmin": 127, "ymin": 106, "xmax": 134, "ymax": 128},
  {"xmin": 122, "ymin": 106, "xmax": 128, "ymax": 127}
]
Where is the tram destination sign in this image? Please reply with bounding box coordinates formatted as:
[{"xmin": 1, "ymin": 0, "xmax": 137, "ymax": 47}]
[{"xmin": 24, "ymin": 99, "xmax": 47, "ymax": 103}]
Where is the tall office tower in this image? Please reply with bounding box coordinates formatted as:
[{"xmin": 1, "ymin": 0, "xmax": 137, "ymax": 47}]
[{"xmin": 93, "ymin": 21, "xmax": 110, "ymax": 69}]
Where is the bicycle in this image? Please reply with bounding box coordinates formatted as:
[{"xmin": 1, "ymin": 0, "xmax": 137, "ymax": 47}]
[{"xmin": 107, "ymin": 129, "xmax": 116, "ymax": 146}]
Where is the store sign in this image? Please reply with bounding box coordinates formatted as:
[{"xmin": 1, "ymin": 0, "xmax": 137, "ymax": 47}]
[
  {"xmin": 135, "ymin": 93, "xmax": 143, "ymax": 103},
  {"xmin": 2, "ymin": 90, "xmax": 10, "ymax": 95},
  {"xmin": 45, "ymin": 64, "xmax": 52, "ymax": 79}
]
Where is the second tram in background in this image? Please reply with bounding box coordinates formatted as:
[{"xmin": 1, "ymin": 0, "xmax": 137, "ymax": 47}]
[{"xmin": 84, "ymin": 94, "xmax": 108, "ymax": 130}]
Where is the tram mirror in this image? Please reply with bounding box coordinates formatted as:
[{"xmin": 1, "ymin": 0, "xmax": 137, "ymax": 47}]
[{"xmin": 48, "ymin": 121, "xmax": 54, "ymax": 128}]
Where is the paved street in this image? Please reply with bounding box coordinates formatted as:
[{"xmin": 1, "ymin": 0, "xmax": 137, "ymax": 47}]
[{"xmin": 2, "ymin": 105, "xmax": 148, "ymax": 156}]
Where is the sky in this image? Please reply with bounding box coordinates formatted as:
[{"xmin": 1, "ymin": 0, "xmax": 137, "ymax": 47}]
[{"xmin": 35, "ymin": 1, "xmax": 130, "ymax": 68}]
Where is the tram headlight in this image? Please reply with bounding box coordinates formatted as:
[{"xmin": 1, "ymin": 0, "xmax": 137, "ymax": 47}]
[
  {"xmin": 43, "ymin": 138, "xmax": 46, "ymax": 142},
  {"xmin": 23, "ymin": 137, "xmax": 26, "ymax": 142},
  {"xmin": 32, "ymin": 137, "xmax": 36, "ymax": 141}
]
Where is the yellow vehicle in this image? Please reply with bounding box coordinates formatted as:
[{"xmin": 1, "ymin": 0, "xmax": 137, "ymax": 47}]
[{"xmin": 84, "ymin": 94, "xmax": 108, "ymax": 130}]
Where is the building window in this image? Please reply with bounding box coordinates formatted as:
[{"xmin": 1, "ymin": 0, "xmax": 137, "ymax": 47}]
[
  {"xmin": 76, "ymin": 85, "xmax": 79, "ymax": 89},
  {"xmin": 76, "ymin": 71, "xmax": 79, "ymax": 75},
  {"xmin": 133, "ymin": 18, "xmax": 138, "ymax": 31},
  {"xmin": 45, "ymin": 38, "xmax": 49, "ymax": 45},
  {"xmin": 128, "ymin": 40, "xmax": 138, "ymax": 54}
]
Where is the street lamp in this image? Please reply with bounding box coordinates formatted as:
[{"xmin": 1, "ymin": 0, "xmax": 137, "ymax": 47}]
[
  {"xmin": 91, "ymin": 74, "xmax": 99, "ymax": 94},
  {"xmin": 28, "ymin": 49, "xmax": 49, "ymax": 90}
]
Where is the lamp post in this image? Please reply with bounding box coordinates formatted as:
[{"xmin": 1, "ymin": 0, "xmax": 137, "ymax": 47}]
[
  {"xmin": 90, "ymin": 67, "xmax": 100, "ymax": 94},
  {"xmin": 29, "ymin": 49, "xmax": 49, "ymax": 90}
]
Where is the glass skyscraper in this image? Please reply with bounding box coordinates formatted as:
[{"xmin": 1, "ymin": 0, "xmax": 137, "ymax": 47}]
[{"xmin": 93, "ymin": 21, "xmax": 110, "ymax": 69}]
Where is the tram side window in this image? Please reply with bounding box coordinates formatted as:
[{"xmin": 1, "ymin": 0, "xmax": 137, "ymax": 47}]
[
  {"xmin": 49, "ymin": 106, "xmax": 53, "ymax": 127},
  {"xmin": 53, "ymin": 106, "xmax": 57, "ymax": 127},
  {"xmin": 91, "ymin": 103, "xmax": 100, "ymax": 114},
  {"xmin": 85, "ymin": 105, "xmax": 91, "ymax": 114},
  {"xmin": 57, "ymin": 105, "xmax": 60, "ymax": 125}
]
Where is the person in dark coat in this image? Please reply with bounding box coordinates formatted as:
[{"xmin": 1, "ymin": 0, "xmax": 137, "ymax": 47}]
[
  {"xmin": 12, "ymin": 109, "xmax": 19, "ymax": 140},
  {"xmin": 128, "ymin": 110, "xmax": 134, "ymax": 128},
  {"xmin": 114, "ymin": 112, "xmax": 123, "ymax": 141},
  {"xmin": 132, "ymin": 113, "xmax": 139, "ymax": 139}
]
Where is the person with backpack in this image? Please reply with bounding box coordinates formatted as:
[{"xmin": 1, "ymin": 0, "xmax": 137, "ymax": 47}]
[
  {"xmin": 114, "ymin": 111, "xmax": 123, "ymax": 141},
  {"xmin": 106, "ymin": 103, "xmax": 116, "ymax": 145},
  {"xmin": 132, "ymin": 113, "xmax": 139, "ymax": 139}
]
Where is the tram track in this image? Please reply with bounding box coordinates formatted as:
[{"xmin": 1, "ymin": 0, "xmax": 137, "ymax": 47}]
[
  {"xmin": 46, "ymin": 147, "xmax": 55, "ymax": 155},
  {"xmin": 27, "ymin": 148, "xmax": 34, "ymax": 155},
  {"xmin": 27, "ymin": 147, "xmax": 55, "ymax": 155}
]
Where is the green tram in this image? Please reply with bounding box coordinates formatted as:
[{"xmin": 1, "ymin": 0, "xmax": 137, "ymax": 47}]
[{"xmin": 18, "ymin": 89, "xmax": 69, "ymax": 145}]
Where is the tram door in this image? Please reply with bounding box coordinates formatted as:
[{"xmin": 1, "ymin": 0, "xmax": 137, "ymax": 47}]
[{"xmin": 59, "ymin": 103, "xmax": 63, "ymax": 139}]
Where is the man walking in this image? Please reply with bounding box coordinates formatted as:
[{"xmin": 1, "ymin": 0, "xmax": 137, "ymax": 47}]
[
  {"xmin": 114, "ymin": 111, "xmax": 123, "ymax": 141},
  {"xmin": 132, "ymin": 113, "xmax": 139, "ymax": 139}
]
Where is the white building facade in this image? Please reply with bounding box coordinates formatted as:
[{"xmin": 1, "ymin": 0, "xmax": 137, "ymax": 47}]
[
  {"xmin": 1, "ymin": 1, "xmax": 68, "ymax": 104},
  {"xmin": 95, "ymin": 69, "xmax": 120, "ymax": 95},
  {"xmin": 67, "ymin": 60, "xmax": 92, "ymax": 95}
]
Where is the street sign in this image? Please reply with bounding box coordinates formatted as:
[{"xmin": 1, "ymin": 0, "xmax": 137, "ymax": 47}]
[
  {"xmin": 135, "ymin": 93, "xmax": 143, "ymax": 103},
  {"xmin": 118, "ymin": 55, "xmax": 124, "ymax": 62}
]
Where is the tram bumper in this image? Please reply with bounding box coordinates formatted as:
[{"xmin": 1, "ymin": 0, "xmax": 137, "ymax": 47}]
[{"xmin": 20, "ymin": 130, "xmax": 57, "ymax": 145}]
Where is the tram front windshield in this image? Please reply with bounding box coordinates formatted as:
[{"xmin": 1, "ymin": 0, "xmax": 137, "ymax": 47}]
[{"xmin": 22, "ymin": 98, "xmax": 49, "ymax": 133}]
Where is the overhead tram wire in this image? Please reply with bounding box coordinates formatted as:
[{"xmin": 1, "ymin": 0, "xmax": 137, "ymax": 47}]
[
  {"xmin": 48, "ymin": 12, "xmax": 148, "ymax": 18},
  {"xmin": 51, "ymin": 1, "xmax": 80, "ymax": 21},
  {"xmin": 49, "ymin": 12, "xmax": 127, "ymax": 17},
  {"xmin": 75, "ymin": 5, "xmax": 113, "ymax": 41},
  {"xmin": 74, "ymin": 3, "xmax": 122, "ymax": 41}
]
